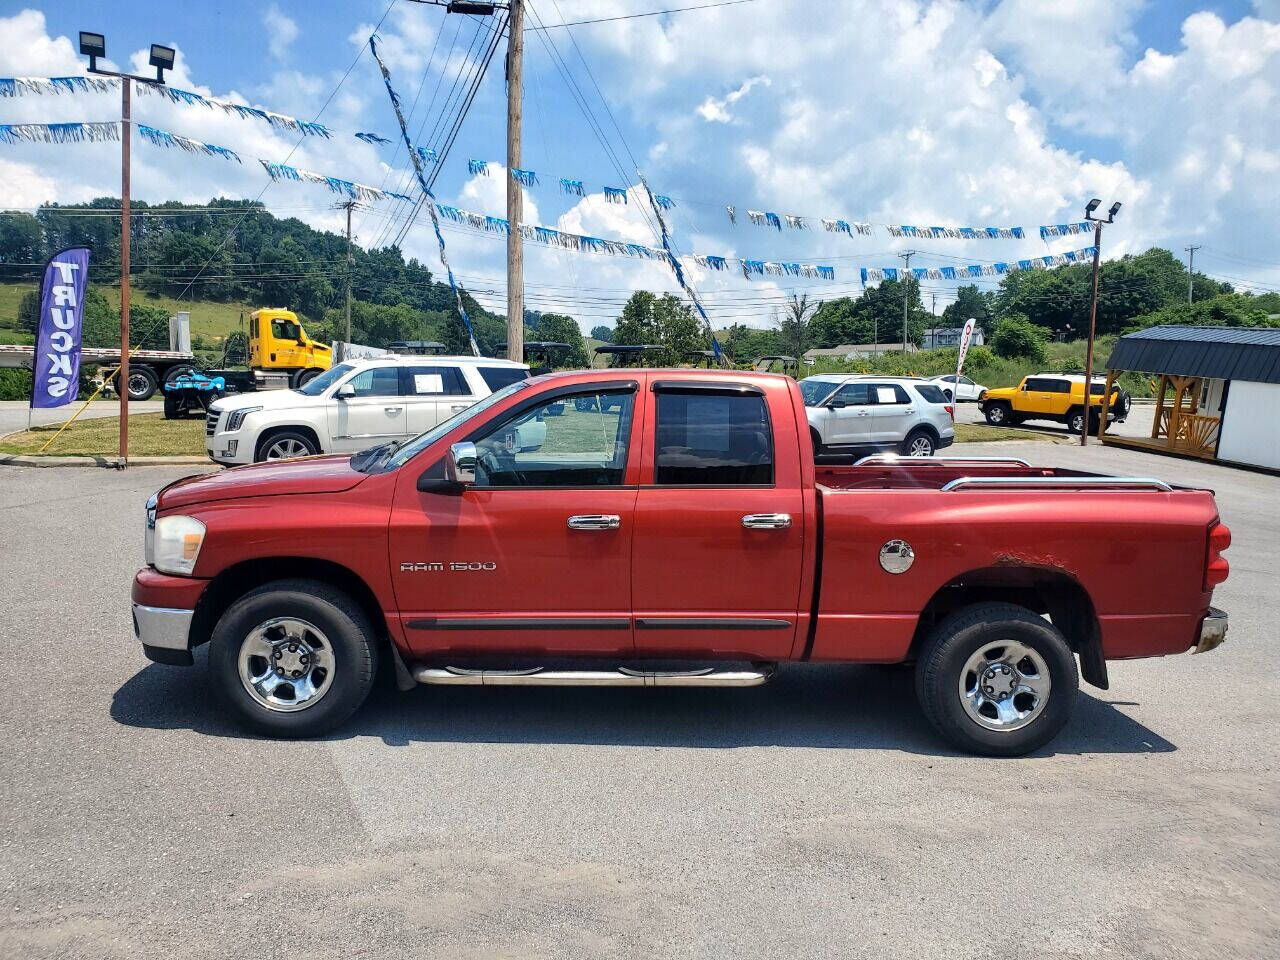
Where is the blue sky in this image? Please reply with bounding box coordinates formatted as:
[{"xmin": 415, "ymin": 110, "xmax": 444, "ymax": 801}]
[{"xmin": 2, "ymin": 1, "xmax": 1279, "ymax": 329}]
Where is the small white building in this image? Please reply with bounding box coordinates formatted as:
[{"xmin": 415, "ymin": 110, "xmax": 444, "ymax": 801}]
[
  {"xmin": 922, "ymin": 326, "xmax": 985, "ymax": 350},
  {"xmin": 1103, "ymin": 325, "xmax": 1280, "ymax": 471}
]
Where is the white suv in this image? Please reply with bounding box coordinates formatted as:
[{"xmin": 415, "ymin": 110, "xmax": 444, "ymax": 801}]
[
  {"xmin": 206, "ymin": 356, "xmax": 538, "ymax": 465},
  {"xmin": 800, "ymin": 375, "xmax": 956, "ymax": 458}
]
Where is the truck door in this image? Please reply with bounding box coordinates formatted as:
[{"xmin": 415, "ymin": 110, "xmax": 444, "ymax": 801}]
[
  {"xmin": 400, "ymin": 364, "xmax": 476, "ymax": 436},
  {"xmin": 821, "ymin": 381, "xmax": 875, "ymax": 447},
  {"xmin": 388, "ymin": 382, "xmax": 642, "ymax": 657},
  {"xmin": 327, "ymin": 365, "xmax": 409, "ymax": 452},
  {"xmin": 631, "ymin": 379, "xmax": 805, "ymax": 660}
]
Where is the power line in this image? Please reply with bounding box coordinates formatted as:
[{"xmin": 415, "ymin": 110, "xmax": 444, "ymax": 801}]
[{"xmin": 530, "ymin": 0, "xmax": 759, "ymax": 29}]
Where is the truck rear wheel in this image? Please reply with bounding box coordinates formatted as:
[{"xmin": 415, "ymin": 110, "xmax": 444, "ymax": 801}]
[
  {"xmin": 123, "ymin": 366, "xmax": 158, "ymax": 401},
  {"xmin": 915, "ymin": 602, "xmax": 1079, "ymax": 756},
  {"xmin": 209, "ymin": 579, "xmax": 379, "ymax": 738},
  {"xmin": 292, "ymin": 367, "xmax": 324, "ymax": 388}
]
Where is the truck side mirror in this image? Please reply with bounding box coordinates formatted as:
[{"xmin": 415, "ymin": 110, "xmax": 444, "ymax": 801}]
[
  {"xmin": 335, "ymin": 384, "xmax": 355, "ymax": 400},
  {"xmin": 826, "ymin": 397, "xmax": 847, "ymax": 409},
  {"xmin": 445, "ymin": 442, "xmax": 478, "ymax": 485}
]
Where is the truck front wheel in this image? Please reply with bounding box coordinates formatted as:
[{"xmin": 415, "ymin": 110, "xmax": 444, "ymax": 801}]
[
  {"xmin": 209, "ymin": 579, "xmax": 380, "ymax": 738},
  {"xmin": 983, "ymin": 402, "xmax": 1012, "ymax": 426},
  {"xmin": 915, "ymin": 602, "xmax": 1079, "ymax": 756},
  {"xmin": 123, "ymin": 366, "xmax": 158, "ymax": 401}
]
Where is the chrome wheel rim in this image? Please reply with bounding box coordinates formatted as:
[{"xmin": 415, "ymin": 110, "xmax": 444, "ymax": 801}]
[
  {"xmin": 127, "ymin": 373, "xmax": 151, "ymax": 397},
  {"xmin": 238, "ymin": 617, "xmax": 335, "ymax": 713},
  {"xmin": 958, "ymin": 640, "xmax": 1051, "ymax": 732},
  {"xmin": 1070, "ymin": 415, "xmax": 1084, "ymax": 432},
  {"xmin": 908, "ymin": 436, "xmax": 933, "ymax": 457},
  {"xmin": 989, "ymin": 407, "xmax": 1005, "ymax": 423},
  {"xmin": 265, "ymin": 437, "xmax": 308, "ymax": 460}
]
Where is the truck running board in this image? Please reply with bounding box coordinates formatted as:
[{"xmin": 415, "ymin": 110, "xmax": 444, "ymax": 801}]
[{"xmin": 412, "ymin": 664, "xmax": 775, "ymax": 687}]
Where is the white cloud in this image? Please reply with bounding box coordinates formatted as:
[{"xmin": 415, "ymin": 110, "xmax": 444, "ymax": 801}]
[
  {"xmin": 696, "ymin": 75, "xmax": 771, "ymax": 123},
  {"xmin": 263, "ymin": 5, "xmax": 299, "ymax": 59}
]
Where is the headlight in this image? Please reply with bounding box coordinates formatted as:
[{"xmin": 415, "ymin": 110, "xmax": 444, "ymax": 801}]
[
  {"xmin": 152, "ymin": 515, "xmax": 206, "ymax": 576},
  {"xmin": 225, "ymin": 406, "xmax": 262, "ymax": 431}
]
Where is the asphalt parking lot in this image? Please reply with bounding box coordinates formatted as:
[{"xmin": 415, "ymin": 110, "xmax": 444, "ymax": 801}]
[{"xmin": 0, "ymin": 440, "xmax": 1275, "ymax": 959}]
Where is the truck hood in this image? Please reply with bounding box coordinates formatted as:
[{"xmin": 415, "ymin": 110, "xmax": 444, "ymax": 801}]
[{"xmin": 158, "ymin": 454, "xmax": 367, "ymax": 510}]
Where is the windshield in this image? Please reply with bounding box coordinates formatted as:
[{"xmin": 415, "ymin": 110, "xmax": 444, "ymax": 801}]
[
  {"xmin": 381, "ymin": 380, "xmax": 530, "ymax": 471},
  {"xmin": 297, "ymin": 363, "xmax": 354, "ymax": 396},
  {"xmin": 799, "ymin": 379, "xmax": 839, "ymax": 406}
]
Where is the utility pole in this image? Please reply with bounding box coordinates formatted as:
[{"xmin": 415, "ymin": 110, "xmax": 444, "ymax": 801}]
[
  {"xmin": 506, "ymin": 0, "xmax": 525, "ymax": 363},
  {"xmin": 1081, "ymin": 198, "xmax": 1121, "ymax": 447},
  {"xmin": 119, "ymin": 77, "xmax": 131, "ymax": 464},
  {"xmin": 337, "ymin": 200, "xmax": 357, "ymax": 361},
  {"xmin": 1185, "ymin": 244, "xmax": 1200, "ymax": 304},
  {"xmin": 898, "ymin": 250, "xmax": 915, "ymax": 354}
]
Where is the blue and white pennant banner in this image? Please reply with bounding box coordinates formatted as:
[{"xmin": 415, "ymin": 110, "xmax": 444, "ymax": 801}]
[
  {"xmin": 432, "ymin": 203, "xmax": 837, "ymax": 280},
  {"xmin": 0, "ymin": 121, "xmax": 118, "ymax": 144},
  {"xmin": 889, "ymin": 225, "xmax": 1026, "ymax": 239},
  {"xmin": 860, "ymin": 247, "xmax": 1098, "ymax": 284},
  {"xmin": 0, "ymin": 76, "xmax": 116, "ymax": 97}
]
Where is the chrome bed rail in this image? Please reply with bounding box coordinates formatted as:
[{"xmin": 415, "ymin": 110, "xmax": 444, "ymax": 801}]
[
  {"xmin": 941, "ymin": 476, "xmax": 1173, "ymax": 492},
  {"xmin": 852, "ymin": 454, "xmax": 1033, "ymax": 467}
]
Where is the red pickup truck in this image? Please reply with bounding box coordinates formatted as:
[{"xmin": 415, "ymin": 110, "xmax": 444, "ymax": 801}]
[{"xmin": 133, "ymin": 369, "xmax": 1231, "ymax": 755}]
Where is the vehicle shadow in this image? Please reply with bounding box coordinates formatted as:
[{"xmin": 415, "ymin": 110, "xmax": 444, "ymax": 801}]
[{"xmin": 111, "ymin": 653, "xmax": 1176, "ymax": 757}]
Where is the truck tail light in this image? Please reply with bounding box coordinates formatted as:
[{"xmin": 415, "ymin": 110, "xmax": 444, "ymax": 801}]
[{"xmin": 1205, "ymin": 520, "xmax": 1231, "ymax": 589}]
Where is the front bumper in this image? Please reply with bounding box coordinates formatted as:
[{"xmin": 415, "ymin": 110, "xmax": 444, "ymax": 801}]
[
  {"xmin": 134, "ymin": 603, "xmax": 195, "ymax": 665},
  {"xmin": 1194, "ymin": 607, "xmax": 1228, "ymax": 654}
]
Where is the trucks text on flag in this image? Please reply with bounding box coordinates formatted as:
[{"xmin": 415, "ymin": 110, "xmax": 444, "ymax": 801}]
[{"xmin": 31, "ymin": 246, "xmax": 91, "ymax": 409}]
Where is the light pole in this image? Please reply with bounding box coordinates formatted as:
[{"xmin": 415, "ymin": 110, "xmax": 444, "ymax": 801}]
[
  {"xmin": 1081, "ymin": 198, "xmax": 1121, "ymax": 447},
  {"xmin": 78, "ymin": 31, "xmax": 174, "ymax": 465},
  {"xmin": 1185, "ymin": 245, "xmax": 1200, "ymax": 304}
]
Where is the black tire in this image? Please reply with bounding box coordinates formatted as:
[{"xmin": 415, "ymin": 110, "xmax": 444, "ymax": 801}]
[
  {"xmin": 255, "ymin": 429, "xmax": 319, "ymax": 462},
  {"xmin": 124, "ymin": 366, "xmax": 158, "ymax": 401},
  {"xmin": 209, "ymin": 579, "xmax": 380, "ymax": 738},
  {"xmin": 1067, "ymin": 407, "xmax": 1086, "ymax": 434},
  {"xmin": 162, "ymin": 391, "xmax": 181, "ymax": 419},
  {"xmin": 984, "ymin": 402, "xmax": 1012, "ymax": 426},
  {"xmin": 900, "ymin": 427, "xmax": 936, "ymax": 457},
  {"xmin": 164, "ymin": 364, "xmax": 196, "ymax": 385},
  {"xmin": 810, "ymin": 428, "xmax": 824, "ymax": 458},
  {"xmin": 294, "ymin": 367, "xmax": 323, "ymax": 388},
  {"xmin": 915, "ymin": 602, "xmax": 1079, "ymax": 756}
]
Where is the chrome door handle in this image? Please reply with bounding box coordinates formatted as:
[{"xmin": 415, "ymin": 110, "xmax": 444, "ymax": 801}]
[
  {"xmin": 567, "ymin": 514, "xmax": 621, "ymax": 530},
  {"xmin": 384, "ymin": 406, "xmax": 404, "ymax": 413},
  {"xmin": 450, "ymin": 404, "xmax": 468, "ymax": 412},
  {"xmin": 742, "ymin": 513, "xmax": 792, "ymax": 529}
]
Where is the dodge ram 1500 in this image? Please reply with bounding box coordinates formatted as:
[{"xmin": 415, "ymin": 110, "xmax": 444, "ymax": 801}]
[{"xmin": 134, "ymin": 369, "xmax": 1230, "ymax": 755}]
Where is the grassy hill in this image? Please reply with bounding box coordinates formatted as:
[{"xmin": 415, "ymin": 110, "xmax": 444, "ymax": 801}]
[{"xmin": 0, "ymin": 282, "xmax": 259, "ymax": 351}]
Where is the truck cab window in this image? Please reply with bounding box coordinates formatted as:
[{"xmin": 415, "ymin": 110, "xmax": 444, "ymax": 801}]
[
  {"xmin": 272, "ymin": 319, "xmax": 302, "ymax": 341},
  {"xmin": 472, "ymin": 389, "xmax": 634, "ymax": 487},
  {"xmin": 654, "ymin": 391, "xmax": 773, "ymax": 485}
]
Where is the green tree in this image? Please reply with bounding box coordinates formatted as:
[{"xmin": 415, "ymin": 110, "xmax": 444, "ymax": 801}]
[
  {"xmin": 771, "ymin": 293, "xmax": 818, "ymax": 356},
  {"xmin": 941, "ymin": 284, "xmax": 995, "ymax": 333},
  {"xmin": 0, "ymin": 212, "xmax": 45, "ymax": 263},
  {"xmin": 532, "ymin": 313, "xmax": 589, "ymax": 367},
  {"xmin": 612, "ymin": 291, "xmax": 706, "ymax": 364},
  {"xmin": 990, "ymin": 314, "xmax": 1048, "ymax": 364},
  {"xmin": 589, "ymin": 325, "xmax": 614, "ymax": 341}
]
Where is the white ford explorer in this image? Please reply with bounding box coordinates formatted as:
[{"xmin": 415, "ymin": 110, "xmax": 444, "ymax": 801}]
[
  {"xmin": 800, "ymin": 374, "xmax": 956, "ymax": 458},
  {"xmin": 205, "ymin": 356, "xmax": 538, "ymax": 465}
]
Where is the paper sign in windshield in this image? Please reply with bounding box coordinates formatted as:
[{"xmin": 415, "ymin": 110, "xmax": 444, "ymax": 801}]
[{"xmin": 876, "ymin": 387, "xmax": 897, "ymax": 403}]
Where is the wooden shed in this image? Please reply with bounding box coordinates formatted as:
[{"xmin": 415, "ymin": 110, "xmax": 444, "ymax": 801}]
[{"xmin": 1100, "ymin": 325, "xmax": 1280, "ymax": 470}]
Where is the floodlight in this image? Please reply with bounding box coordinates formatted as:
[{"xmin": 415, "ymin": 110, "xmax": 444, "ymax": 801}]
[
  {"xmin": 149, "ymin": 44, "xmax": 175, "ymax": 82},
  {"xmin": 79, "ymin": 31, "xmax": 106, "ymax": 71},
  {"xmin": 1108, "ymin": 201, "xmax": 1122, "ymax": 219},
  {"xmin": 448, "ymin": 2, "xmax": 496, "ymax": 14},
  {"xmin": 1085, "ymin": 198, "xmax": 1101, "ymax": 216}
]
